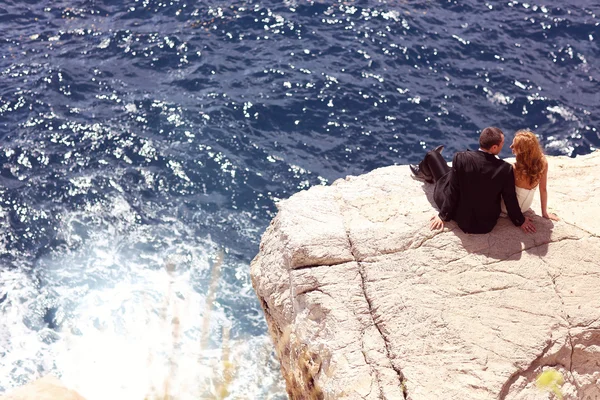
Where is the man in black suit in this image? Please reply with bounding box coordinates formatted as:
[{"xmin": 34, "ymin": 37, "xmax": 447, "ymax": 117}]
[{"xmin": 410, "ymin": 127, "xmax": 536, "ymax": 234}]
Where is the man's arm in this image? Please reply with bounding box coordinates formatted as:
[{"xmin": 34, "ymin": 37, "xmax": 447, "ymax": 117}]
[
  {"xmin": 502, "ymin": 166, "xmax": 524, "ymax": 226},
  {"xmin": 501, "ymin": 166, "xmax": 535, "ymax": 233}
]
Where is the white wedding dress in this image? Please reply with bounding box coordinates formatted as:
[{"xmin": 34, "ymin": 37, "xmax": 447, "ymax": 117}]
[{"xmin": 501, "ymin": 185, "xmax": 537, "ymax": 214}]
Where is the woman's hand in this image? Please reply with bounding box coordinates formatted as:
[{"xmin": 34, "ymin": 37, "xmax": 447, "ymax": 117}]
[{"xmin": 542, "ymin": 212, "xmax": 560, "ymax": 221}]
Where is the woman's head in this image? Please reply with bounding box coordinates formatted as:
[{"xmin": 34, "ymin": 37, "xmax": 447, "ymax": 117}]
[
  {"xmin": 512, "ymin": 130, "xmax": 546, "ymax": 186},
  {"xmin": 511, "ymin": 130, "xmax": 540, "ymax": 155}
]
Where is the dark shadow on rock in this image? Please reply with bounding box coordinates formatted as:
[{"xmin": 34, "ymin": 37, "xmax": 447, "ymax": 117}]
[
  {"xmin": 454, "ymin": 215, "xmax": 554, "ymax": 260},
  {"xmin": 416, "ymin": 180, "xmax": 555, "ymax": 260}
]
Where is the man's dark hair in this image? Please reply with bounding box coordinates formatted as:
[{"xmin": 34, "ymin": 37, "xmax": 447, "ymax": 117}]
[{"xmin": 479, "ymin": 127, "xmax": 504, "ymax": 150}]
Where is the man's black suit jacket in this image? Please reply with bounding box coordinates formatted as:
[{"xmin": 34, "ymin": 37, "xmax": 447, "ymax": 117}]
[{"xmin": 433, "ymin": 150, "xmax": 525, "ymax": 234}]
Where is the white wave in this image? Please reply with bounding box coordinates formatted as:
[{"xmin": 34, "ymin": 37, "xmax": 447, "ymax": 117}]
[
  {"xmin": 546, "ymin": 105, "xmax": 578, "ymax": 122},
  {"xmin": 0, "ymin": 194, "xmax": 284, "ymax": 398},
  {"xmin": 484, "ymin": 88, "xmax": 514, "ymax": 106},
  {"xmin": 544, "ymin": 136, "xmax": 574, "ymax": 156}
]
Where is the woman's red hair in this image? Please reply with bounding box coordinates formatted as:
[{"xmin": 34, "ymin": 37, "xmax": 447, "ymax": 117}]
[{"xmin": 513, "ymin": 130, "xmax": 546, "ymax": 186}]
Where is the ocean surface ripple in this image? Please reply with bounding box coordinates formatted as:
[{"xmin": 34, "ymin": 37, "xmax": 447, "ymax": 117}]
[{"xmin": 0, "ymin": 0, "xmax": 598, "ymax": 398}]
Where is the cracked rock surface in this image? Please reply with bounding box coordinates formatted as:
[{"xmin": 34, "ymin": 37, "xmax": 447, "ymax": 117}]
[
  {"xmin": 250, "ymin": 151, "xmax": 600, "ymax": 400},
  {"xmin": 0, "ymin": 376, "xmax": 85, "ymax": 400}
]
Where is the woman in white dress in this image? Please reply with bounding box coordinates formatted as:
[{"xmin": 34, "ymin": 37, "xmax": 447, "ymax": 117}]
[{"xmin": 501, "ymin": 130, "xmax": 560, "ymax": 220}]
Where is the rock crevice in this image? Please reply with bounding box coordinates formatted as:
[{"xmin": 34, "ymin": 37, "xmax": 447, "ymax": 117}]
[{"xmin": 336, "ymin": 192, "xmax": 408, "ymax": 400}]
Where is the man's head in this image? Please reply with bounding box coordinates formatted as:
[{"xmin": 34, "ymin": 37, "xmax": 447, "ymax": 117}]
[{"xmin": 479, "ymin": 127, "xmax": 505, "ymax": 155}]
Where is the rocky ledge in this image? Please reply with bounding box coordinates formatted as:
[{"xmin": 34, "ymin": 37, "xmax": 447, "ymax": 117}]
[
  {"xmin": 251, "ymin": 151, "xmax": 600, "ymax": 400},
  {"xmin": 0, "ymin": 376, "xmax": 84, "ymax": 400}
]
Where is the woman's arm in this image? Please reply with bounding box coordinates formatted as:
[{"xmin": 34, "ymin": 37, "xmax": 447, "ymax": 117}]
[{"xmin": 539, "ymin": 162, "xmax": 560, "ymax": 220}]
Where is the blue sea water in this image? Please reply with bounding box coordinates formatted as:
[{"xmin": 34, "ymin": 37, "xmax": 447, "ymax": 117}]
[{"xmin": 0, "ymin": 0, "xmax": 598, "ymax": 398}]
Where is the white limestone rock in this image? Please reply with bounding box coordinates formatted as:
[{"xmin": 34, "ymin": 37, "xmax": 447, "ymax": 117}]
[
  {"xmin": 251, "ymin": 151, "xmax": 600, "ymax": 400},
  {"xmin": 0, "ymin": 376, "xmax": 85, "ymax": 400}
]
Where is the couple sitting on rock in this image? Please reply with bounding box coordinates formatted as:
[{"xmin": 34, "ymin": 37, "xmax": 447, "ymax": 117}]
[{"xmin": 410, "ymin": 126, "xmax": 559, "ymax": 234}]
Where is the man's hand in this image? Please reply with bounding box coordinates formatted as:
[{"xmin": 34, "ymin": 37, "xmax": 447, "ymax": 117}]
[
  {"xmin": 520, "ymin": 216, "xmax": 536, "ymax": 234},
  {"xmin": 430, "ymin": 215, "xmax": 444, "ymax": 231}
]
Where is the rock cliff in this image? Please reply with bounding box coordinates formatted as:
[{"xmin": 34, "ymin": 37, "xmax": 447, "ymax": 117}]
[
  {"xmin": 0, "ymin": 376, "xmax": 84, "ymax": 400},
  {"xmin": 251, "ymin": 151, "xmax": 600, "ymax": 399}
]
